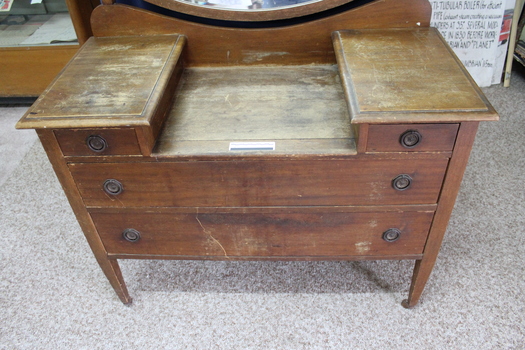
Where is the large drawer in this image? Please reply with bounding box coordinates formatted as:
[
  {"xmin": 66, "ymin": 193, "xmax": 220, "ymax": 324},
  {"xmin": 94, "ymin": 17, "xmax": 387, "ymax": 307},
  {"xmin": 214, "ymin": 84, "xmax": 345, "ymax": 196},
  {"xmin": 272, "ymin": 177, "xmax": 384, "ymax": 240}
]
[
  {"xmin": 70, "ymin": 159, "xmax": 449, "ymax": 207},
  {"xmin": 90, "ymin": 208, "xmax": 435, "ymax": 258}
]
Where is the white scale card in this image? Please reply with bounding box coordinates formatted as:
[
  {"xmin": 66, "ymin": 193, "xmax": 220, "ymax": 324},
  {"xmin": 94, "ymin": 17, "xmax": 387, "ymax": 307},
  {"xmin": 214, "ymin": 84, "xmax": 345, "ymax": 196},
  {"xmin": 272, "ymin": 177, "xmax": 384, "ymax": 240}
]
[{"xmin": 229, "ymin": 142, "xmax": 276, "ymax": 151}]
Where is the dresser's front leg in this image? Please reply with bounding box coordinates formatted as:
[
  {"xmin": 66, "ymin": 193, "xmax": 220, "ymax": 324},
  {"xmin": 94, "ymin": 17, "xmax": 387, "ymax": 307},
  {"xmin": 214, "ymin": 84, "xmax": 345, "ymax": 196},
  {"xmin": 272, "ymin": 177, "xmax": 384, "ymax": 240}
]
[
  {"xmin": 36, "ymin": 129, "xmax": 132, "ymax": 304},
  {"xmin": 402, "ymin": 259, "xmax": 430, "ymax": 308},
  {"xmin": 104, "ymin": 259, "xmax": 132, "ymax": 304},
  {"xmin": 401, "ymin": 122, "xmax": 480, "ymax": 308}
]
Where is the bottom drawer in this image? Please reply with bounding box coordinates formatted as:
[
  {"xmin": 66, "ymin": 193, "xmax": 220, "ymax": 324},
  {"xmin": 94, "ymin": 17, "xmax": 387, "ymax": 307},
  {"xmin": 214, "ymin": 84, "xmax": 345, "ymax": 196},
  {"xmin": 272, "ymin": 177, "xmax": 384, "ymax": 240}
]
[{"xmin": 91, "ymin": 208, "xmax": 434, "ymax": 258}]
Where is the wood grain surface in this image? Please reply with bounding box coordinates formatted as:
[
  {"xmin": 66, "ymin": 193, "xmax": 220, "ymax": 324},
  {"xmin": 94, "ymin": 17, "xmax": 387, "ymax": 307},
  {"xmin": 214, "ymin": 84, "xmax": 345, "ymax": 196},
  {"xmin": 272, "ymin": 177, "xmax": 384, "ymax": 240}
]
[
  {"xmin": 333, "ymin": 28, "xmax": 499, "ymax": 123},
  {"xmin": 69, "ymin": 158, "xmax": 449, "ymax": 207},
  {"xmin": 91, "ymin": 0, "xmax": 431, "ymax": 66},
  {"xmin": 91, "ymin": 208, "xmax": 435, "ymax": 257},
  {"xmin": 16, "ymin": 35, "xmax": 185, "ymax": 130},
  {"xmin": 366, "ymin": 123, "xmax": 459, "ymax": 152},
  {"xmin": 54, "ymin": 128, "xmax": 142, "ymax": 156},
  {"xmin": 159, "ymin": 65, "xmax": 350, "ymax": 141}
]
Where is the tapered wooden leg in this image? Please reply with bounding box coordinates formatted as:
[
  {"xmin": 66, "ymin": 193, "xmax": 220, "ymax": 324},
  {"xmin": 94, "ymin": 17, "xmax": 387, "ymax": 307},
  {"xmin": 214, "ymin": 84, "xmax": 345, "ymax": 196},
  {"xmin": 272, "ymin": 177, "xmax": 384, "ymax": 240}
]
[
  {"xmin": 36, "ymin": 129, "xmax": 132, "ymax": 304},
  {"xmin": 80, "ymin": 245, "xmax": 132, "ymax": 304},
  {"xmin": 402, "ymin": 122, "xmax": 480, "ymax": 308},
  {"xmin": 402, "ymin": 259, "xmax": 430, "ymax": 308},
  {"xmin": 104, "ymin": 259, "xmax": 132, "ymax": 304}
]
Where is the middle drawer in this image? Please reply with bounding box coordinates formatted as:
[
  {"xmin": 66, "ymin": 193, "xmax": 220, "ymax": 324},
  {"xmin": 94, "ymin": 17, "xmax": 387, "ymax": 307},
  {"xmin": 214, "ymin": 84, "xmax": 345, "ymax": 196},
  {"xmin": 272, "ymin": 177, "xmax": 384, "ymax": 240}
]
[{"xmin": 70, "ymin": 159, "xmax": 448, "ymax": 207}]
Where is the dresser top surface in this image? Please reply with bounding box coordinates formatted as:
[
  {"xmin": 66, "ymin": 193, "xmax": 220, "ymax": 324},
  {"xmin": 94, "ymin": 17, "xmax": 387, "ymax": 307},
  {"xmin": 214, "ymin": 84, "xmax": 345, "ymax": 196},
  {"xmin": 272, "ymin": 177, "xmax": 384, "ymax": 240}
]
[
  {"xmin": 16, "ymin": 34, "xmax": 185, "ymax": 129},
  {"xmin": 333, "ymin": 28, "xmax": 498, "ymax": 123},
  {"xmin": 155, "ymin": 65, "xmax": 357, "ymax": 157}
]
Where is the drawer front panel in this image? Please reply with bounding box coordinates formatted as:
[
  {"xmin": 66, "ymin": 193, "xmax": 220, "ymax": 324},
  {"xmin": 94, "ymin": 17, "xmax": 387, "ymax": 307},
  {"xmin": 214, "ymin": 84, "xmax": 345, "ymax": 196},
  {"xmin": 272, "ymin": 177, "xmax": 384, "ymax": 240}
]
[
  {"xmin": 91, "ymin": 209, "xmax": 434, "ymax": 257},
  {"xmin": 55, "ymin": 128, "xmax": 142, "ymax": 156},
  {"xmin": 367, "ymin": 124, "xmax": 459, "ymax": 152},
  {"xmin": 70, "ymin": 159, "xmax": 448, "ymax": 207}
]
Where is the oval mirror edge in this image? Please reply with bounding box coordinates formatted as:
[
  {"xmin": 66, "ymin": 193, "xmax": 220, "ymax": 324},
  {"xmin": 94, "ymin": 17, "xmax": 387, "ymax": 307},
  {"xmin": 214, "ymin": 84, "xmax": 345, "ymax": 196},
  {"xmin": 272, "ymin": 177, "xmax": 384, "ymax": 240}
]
[{"xmin": 142, "ymin": 0, "xmax": 359, "ymax": 22}]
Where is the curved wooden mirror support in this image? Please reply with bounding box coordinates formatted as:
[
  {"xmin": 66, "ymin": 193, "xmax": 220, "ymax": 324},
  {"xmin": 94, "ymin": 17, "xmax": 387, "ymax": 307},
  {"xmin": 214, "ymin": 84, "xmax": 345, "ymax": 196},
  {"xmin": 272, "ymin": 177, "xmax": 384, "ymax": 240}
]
[{"xmin": 92, "ymin": 0, "xmax": 431, "ymax": 66}]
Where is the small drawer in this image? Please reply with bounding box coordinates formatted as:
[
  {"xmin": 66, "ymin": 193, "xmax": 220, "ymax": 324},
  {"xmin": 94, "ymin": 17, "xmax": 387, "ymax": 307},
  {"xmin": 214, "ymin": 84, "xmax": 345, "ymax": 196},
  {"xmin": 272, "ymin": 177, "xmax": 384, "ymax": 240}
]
[
  {"xmin": 90, "ymin": 208, "xmax": 435, "ymax": 258},
  {"xmin": 54, "ymin": 128, "xmax": 142, "ymax": 156},
  {"xmin": 366, "ymin": 124, "xmax": 459, "ymax": 152}
]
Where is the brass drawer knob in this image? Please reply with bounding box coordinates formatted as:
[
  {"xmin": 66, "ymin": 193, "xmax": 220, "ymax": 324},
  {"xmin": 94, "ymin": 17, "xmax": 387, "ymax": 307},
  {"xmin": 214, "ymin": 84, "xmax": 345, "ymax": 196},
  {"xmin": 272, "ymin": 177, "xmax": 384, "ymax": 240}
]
[
  {"xmin": 400, "ymin": 130, "xmax": 422, "ymax": 148},
  {"xmin": 122, "ymin": 228, "xmax": 141, "ymax": 243},
  {"xmin": 392, "ymin": 174, "xmax": 412, "ymax": 191},
  {"xmin": 382, "ymin": 228, "xmax": 401, "ymax": 242},
  {"xmin": 103, "ymin": 179, "xmax": 123, "ymax": 195},
  {"xmin": 86, "ymin": 135, "xmax": 108, "ymax": 152}
]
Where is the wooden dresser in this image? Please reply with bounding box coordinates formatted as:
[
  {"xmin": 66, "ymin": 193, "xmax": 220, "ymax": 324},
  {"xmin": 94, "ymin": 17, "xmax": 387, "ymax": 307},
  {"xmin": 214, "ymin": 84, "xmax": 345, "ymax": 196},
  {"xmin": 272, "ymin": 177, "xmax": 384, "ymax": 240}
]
[{"xmin": 16, "ymin": 0, "xmax": 498, "ymax": 307}]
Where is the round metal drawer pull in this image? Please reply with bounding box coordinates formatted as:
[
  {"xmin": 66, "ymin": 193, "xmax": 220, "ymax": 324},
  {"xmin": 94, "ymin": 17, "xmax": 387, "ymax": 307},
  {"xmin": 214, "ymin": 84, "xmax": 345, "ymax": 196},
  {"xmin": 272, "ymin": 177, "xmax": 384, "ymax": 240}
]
[
  {"xmin": 392, "ymin": 174, "xmax": 412, "ymax": 191},
  {"xmin": 400, "ymin": 130, "xmax": 422, "ymax": 148},
  {"xmin": 122, "ymin": 228, "xmax": 141, "ymax": 243},
  {"xmin": 382, "ymin": 228, "xmax": 401, "ymax": 242},
  {"xmin": 103, "ymin": 179, "xmax": 123, "ymax": 195},
  {"xmin": 86, "ymin": 135, "xmax": 108, "ymax": 152}
]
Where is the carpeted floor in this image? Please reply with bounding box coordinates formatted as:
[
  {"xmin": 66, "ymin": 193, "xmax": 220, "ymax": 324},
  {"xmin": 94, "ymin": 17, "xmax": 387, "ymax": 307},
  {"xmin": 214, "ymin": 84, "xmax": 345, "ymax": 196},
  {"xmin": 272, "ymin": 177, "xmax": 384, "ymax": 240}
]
[
  {"xmin": 0, "ymin": 68, "xmax": 524, "ymax": 349},
  {"xmin": 0, "ymin": 108, "xmax": 37, "ymax": 187}
]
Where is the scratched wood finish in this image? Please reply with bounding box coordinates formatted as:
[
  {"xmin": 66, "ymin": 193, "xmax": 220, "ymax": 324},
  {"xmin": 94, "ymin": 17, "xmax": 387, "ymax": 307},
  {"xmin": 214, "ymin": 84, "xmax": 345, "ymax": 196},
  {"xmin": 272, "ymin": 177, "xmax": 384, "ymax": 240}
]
[
  {"xmin": 16, "ymin": 35, "xmax": 185, "ymax": 130},
  {"xmin": 55, "ymin": 128, "xmax": 142, "ymax": 156},
  {"xmin": 90, "ymin": 0, "xmax": 431, "ymax": 66},
  {"xmin": 155, "ymin": 139, "xmax": 357, "ymax": 158},
  {"xmin": 366, "ymin": 124, "xmax": 459, "ymax": 152},
  {"xmin": 333, "ymin": 28, "xmax": 499, "ymax": 124},
  {"xmin": 90, "ymin": 209, "xmax": 435, "ymax": 257},
  {"xmin": 69, "ymin": 159, "xmax": 449, "ymax": 207},
  {"xmin": 157, "ymin": 65, "xmax": 350, "ymax": 142},
  {"xmin": 62, "ymin": 151, "xmax": 451, "ymax": 164},
  {"xmin": 154, "ymin": 65, "xmax": 357, "ymax": 157}
]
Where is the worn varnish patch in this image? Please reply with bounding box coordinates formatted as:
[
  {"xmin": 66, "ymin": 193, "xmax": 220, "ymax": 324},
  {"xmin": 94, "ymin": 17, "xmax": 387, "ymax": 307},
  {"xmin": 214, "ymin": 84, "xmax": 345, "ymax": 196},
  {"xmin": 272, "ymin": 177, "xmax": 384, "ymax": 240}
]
[
  {"xmin": 161, "ymin": 65, "xmax": 350, "ymax": 141},
  {"xmin": 17, "ymin": 34, "xmax": 185, "ymax": 129},
  {"xmin": 91, "ymin": 209, "xmax": 435, "ymax": 257}
]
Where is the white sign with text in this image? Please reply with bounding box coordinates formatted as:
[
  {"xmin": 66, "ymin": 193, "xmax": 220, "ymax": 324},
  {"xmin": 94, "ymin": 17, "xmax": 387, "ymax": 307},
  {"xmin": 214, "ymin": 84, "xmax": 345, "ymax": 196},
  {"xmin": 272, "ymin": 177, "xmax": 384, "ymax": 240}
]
[{"xmin": 430, "ymin": 0, "xmax": 506, "ymax": 86}]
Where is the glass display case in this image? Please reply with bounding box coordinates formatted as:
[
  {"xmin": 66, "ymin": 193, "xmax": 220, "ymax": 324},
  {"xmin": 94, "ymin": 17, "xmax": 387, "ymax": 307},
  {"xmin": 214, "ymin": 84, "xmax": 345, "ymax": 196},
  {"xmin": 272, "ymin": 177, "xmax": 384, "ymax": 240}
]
[
  {"xmin": 0, "ymin": 0, "xmax": 94, "ymax": 100},
  {"xmin": 0, "ymin": 0, "xmax": 76, "ymax": 47}
]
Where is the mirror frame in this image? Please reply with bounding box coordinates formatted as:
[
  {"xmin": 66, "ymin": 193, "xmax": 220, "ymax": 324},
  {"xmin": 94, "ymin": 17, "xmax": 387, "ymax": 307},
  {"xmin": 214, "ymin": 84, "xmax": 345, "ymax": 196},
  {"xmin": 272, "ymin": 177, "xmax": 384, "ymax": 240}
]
[{"xmin": 142, "ymin": 0, "xmax": 358, "ymax": 21}]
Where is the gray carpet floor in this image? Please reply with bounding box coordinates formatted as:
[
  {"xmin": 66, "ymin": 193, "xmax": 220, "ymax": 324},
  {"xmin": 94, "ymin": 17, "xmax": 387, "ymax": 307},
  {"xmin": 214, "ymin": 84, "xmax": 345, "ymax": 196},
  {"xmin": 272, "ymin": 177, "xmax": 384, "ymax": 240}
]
[{"xmin": 1, "ymin": 69, "xmax": 524, "ymax": 349}]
